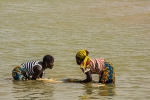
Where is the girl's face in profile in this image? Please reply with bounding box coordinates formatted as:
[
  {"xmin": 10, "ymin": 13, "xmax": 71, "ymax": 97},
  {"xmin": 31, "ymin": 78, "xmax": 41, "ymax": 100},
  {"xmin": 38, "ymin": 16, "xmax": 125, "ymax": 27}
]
[
  {"xmin": 76, "ymin": 56, "xmax": 83, "ymax": 65},
  {"xmin": 47, "ymin": 59, "xmax": 54, "ymax": 69}
]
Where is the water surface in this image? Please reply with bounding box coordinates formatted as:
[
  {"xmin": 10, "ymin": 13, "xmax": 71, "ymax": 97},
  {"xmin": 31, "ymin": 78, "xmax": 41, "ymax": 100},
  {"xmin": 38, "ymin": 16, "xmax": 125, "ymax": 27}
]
[{"xmin": 0, "ymin": 0, "xmax": 150, "ymax": 100}]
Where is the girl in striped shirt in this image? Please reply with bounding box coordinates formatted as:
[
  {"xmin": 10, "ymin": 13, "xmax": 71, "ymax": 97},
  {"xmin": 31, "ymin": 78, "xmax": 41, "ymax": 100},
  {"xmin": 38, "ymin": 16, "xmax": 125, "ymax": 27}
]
[
  {"xmin": 12, "ymin": 55, "xmax": 54, "ymax": 80},
  {"xmin": 76, "ymin": 50, "xmax": 115, "ymax": 84}
]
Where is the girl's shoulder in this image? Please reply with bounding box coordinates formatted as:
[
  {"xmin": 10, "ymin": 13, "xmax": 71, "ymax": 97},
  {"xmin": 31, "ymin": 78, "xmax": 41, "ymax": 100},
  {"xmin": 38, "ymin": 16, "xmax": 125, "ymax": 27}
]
[
  {"xmin": 90, "ymin": 58, "xmax": 105, "ymax": 61},
  {"xmin": 90, "ymin": 58, "xmax": 105, "ymax": 63}
]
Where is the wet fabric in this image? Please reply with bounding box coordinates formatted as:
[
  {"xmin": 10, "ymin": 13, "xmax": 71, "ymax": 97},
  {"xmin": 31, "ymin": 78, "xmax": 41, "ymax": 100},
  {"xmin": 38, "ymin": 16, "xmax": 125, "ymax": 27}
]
[
  {"xmin": 21, "ymin": 61, "xmax": 42, "ymax": 77},
  {"xmin": 79, "ymin": 57, "xmax": 115, "ymax": 84},
  {"xmin": 81, "ymin": 58, "xmax": 105, "ymax": 75},
  {"xmin": 12, "ymin": 66, "xmax": 28, "ymax": 81},
  {"xmin": 99, "ymin": 61, "xmax": 115, "ymax": 84},
  {"xmin": 12, "ymin": 61, "xmax": 44, "ymax": 80}
]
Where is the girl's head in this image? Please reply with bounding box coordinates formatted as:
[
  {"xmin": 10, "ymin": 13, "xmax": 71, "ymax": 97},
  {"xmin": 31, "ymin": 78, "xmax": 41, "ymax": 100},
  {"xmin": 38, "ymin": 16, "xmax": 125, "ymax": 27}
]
[
  {"xmin": 76, "ymin": 50, "xmax": 89, "ymax": 65},
  {"xmin": 43, "ymin": 55, "xmax": 54, "ymax": 69}
]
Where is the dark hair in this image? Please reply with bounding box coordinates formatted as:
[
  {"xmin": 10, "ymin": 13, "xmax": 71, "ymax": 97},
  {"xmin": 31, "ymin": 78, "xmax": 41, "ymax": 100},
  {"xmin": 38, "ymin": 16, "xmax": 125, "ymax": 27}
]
[{"xmin": 43, "ymin": 55, "xmax": 54, "ymax": 63}]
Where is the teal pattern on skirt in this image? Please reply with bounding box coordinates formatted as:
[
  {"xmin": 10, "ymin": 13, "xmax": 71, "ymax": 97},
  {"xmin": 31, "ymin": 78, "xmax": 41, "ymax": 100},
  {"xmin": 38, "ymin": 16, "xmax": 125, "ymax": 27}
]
[
  {"xmin": 99, "ymin": 61, "xmax": 115, "ymax": 84},
  {"xmin": 12, "ymin": 66, "xmax": 27, "ymax": 81}
]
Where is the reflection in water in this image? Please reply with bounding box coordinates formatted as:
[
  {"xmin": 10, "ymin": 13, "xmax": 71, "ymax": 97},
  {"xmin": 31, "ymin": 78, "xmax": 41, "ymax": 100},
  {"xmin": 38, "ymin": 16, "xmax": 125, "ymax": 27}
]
[
  {"xmin": 81, "ymin": 83, "xmax": 116, "ymax": 99},
  {"xmin": 98, "ymin": 84, "xmax": 116, "ymax": 96},
  {"xmin": 12, "ymin": 80, "xmax": 54, "ymax": 99}
]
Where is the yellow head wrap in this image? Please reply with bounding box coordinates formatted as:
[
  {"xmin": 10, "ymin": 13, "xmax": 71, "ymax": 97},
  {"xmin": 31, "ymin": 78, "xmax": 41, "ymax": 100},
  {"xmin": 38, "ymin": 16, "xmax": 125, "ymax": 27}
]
[{"xmin": 76, "ymin": 50, "xmax": 90, "ymax": 68}]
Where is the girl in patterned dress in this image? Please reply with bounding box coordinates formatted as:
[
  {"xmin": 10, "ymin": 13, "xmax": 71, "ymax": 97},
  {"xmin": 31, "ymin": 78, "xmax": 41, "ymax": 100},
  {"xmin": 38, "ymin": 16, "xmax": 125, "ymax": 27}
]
[
  {"xmin": 12, "ymin": 55, "xmax": 54, "ymax": 80},
  {"xmin": 76, "ymin": 50, "xmax": 115, "ymax": 84}
]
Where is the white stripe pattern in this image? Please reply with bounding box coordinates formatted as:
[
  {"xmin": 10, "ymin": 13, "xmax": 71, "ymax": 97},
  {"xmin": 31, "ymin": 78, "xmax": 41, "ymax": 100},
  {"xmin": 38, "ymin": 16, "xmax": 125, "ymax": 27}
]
[
  {"xmin": 21, "ymin": 61, "xmax": 42, "ymax": 77},
  {"xmin": 89, "ymin": 58, "xmax": 105, "ymax": 75}
]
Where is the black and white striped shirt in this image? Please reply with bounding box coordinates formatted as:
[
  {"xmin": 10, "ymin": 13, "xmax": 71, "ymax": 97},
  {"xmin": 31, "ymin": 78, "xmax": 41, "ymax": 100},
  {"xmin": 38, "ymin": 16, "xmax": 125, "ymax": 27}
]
[{"xmin": 21, "ymin": 61, "xmax": 44, "ymax": 78}]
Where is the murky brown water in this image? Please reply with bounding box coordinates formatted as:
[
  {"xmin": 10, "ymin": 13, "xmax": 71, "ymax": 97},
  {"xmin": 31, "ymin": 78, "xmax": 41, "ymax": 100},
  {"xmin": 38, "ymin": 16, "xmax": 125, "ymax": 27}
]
[{"xmin": 0, "ymin": 0, "xmax": 150, "ymax": 100}]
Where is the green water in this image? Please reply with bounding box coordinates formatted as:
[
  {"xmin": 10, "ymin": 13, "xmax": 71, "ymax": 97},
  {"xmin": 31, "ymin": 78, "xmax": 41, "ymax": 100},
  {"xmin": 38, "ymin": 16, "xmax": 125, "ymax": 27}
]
[{"xmin": 0, "ymin": 0, "xmax": 150, "ymax": 100}]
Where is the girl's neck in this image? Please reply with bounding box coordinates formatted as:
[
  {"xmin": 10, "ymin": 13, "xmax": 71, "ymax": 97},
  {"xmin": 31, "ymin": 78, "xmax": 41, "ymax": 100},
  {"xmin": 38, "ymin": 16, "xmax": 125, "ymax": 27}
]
[{"xmin": 38, "ymin": 61, "xmax": 45, "ymax": 70}]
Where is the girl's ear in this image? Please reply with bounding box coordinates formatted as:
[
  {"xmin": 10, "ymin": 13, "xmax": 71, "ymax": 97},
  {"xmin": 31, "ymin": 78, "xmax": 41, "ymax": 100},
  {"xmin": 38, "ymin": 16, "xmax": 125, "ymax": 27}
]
[{"xmin": 86, "ymin": 50, "xmax": 89, "ymax": 55}]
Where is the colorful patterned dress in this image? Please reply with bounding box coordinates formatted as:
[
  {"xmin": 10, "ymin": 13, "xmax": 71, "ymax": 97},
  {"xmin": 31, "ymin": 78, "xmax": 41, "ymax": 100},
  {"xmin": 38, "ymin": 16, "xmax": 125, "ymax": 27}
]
[
  {"xmin": 80, "ymin": 58, "xmax": 115, "ymax": 84},
  {"xmin": 12, "ymin": 61, "xmax": 44, "ymax": 81}
]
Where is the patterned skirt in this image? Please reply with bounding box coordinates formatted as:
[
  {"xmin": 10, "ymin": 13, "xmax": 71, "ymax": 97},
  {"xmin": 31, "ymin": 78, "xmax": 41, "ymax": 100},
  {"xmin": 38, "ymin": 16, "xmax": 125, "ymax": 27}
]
[
  {"xmin": 12, "ymin": 66, "xmax": 28, "ymax": 81},
  {"xmin": 99, "ymin": 61, "xmax": 115, "ymax": 84}
]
